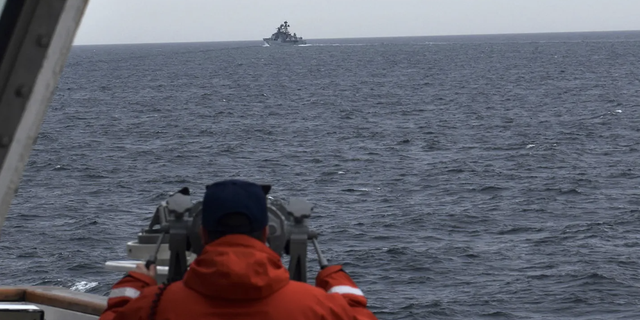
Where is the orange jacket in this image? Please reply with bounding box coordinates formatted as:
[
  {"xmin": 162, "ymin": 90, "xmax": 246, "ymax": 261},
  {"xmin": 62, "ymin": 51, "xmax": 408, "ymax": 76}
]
[{"xmin": 100, "ymin": 234, "xmax": 378, "ymax": 320}]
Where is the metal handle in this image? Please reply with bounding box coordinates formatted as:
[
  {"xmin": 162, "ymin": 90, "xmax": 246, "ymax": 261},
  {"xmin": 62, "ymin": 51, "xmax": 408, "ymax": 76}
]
[
  {"xmin": 311, "ymin": 238, "xmax": 329, "ymax": 269},
  {"xmin": 145, "ymin": 233, "xmax": 165, "ymax": 269}
]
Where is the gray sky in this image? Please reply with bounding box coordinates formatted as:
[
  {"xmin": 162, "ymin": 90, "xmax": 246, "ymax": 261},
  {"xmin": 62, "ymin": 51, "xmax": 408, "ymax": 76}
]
[{"xmin": 73, "ymin": 0, "xmax": 640, "ymax": 45}]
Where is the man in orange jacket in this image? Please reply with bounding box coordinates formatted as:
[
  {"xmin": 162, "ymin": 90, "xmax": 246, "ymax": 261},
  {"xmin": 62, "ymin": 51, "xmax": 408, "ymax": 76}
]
[{"xmin": 100, "ymin": 179, "xmax": 378, "ymax": 320}]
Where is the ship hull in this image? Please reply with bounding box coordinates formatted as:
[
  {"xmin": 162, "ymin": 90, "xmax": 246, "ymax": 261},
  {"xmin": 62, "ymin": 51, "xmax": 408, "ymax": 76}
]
[{"xmin": 263, "ymin": 38, "xmax": 307, "ymax": 46}]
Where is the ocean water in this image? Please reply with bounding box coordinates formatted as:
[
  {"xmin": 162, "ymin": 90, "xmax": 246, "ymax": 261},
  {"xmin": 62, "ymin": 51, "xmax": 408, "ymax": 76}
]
[{"xmin": 3, "ymin": 31, "xmax": 640, "ymax": 319}]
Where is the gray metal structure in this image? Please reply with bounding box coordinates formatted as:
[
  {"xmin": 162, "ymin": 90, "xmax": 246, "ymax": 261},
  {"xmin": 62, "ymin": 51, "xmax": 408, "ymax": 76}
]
[
  {"xmin": 263, "ymin": 21, "xmax": 307, "ymax": 46},
  {"xmin": 105, "ymin": 188, "xmax": 329, "ymax": 284},
  {"xmin": 0, "ymin": 0, "xmax": 89, "ymax": 237}
]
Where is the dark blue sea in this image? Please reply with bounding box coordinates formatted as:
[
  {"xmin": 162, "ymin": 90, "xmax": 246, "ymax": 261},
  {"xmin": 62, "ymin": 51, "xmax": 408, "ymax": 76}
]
[{"xmin": 3, "ymin": 31, "xmax": 640, "ymax": 319}]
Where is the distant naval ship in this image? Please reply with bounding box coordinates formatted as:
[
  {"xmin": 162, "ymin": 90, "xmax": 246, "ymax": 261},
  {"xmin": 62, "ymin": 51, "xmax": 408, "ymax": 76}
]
[{"xmin": 263, "ymin": 21, "xmax": 307, "ymax": 46}]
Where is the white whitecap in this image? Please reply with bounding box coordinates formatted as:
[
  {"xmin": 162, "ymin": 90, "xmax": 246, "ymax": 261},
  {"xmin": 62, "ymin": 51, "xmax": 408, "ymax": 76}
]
[{"xmin": 70, "ymin": 281, "xmax": 99, "ymax": 292}]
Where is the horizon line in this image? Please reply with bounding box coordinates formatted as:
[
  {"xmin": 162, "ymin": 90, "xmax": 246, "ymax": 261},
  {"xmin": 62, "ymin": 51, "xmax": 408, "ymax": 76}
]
[{"xmin": 72, "ymin": 28, "xmax": 640, "ymax": 46}]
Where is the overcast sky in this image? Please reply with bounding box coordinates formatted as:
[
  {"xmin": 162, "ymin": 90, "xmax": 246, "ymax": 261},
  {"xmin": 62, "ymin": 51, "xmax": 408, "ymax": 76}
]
[{"xmin": 72, "ymin": 0, "xmax": 640, "ymax": 45}]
